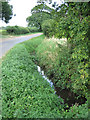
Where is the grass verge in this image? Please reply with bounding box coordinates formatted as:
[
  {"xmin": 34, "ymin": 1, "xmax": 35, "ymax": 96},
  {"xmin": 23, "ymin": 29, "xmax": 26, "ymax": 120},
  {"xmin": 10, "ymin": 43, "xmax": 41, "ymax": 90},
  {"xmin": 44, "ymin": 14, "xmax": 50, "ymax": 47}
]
[{"xmin": 2, "ymin": 35, "xmax": 64, "ymax": 118}]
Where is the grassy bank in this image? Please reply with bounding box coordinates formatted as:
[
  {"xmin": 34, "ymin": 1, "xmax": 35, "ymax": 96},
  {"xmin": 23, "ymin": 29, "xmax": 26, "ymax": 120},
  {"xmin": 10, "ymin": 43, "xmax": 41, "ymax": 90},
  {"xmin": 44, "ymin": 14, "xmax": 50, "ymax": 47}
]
[{"xmin": 2, "ymin": 35, "xmax": 88, "ymax": 118}]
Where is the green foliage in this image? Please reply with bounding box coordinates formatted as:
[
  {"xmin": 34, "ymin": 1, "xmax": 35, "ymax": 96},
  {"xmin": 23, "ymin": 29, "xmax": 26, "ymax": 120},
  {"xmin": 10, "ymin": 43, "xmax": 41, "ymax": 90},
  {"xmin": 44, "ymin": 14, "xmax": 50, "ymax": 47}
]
[
  {"xmin": 31, "ymin": 3, "xmax": 53, "ymax": 14},
  {"xmin": 0, "ymin": 29, "xmax": 8, "ymax": 35},
  {"xmin": 27, "ymin": 11, "xmax": 52, "ymax": 31},
  {"xmin": 6, "ymin": 26, "xmax": 30, "ymax": 35},
  {"xmin": 28, "ymin": 27, "xmax": 39, "ymax": 33},
  {"xmin": 26, "ymin": 3, "xmax": 53, "ymax": 31},
  {"xmin": 35, "ymin": 37, "xmax": 71, "ymax": 90},
  {"xmin": 1, "ymin": 35, "xmax": 64, "ymax": 118},
  {"xmin": 41, "ymin": 2, "xmax": 89, "ymax": 97},
  {"xmin": 42, "ymin": 19, "xmax": 55, "ymax": 37},
  {"xmin": 2, "ymin": 35, "xmax": 88, "ymax": 118},
  {"xmin": 52, "ymin": 45, "xmax": 71, "ymax": 89},
  {"xmin": 1, "ymin": 1, "xmax": 13, "ymax": 23},
  {"xmin": 37, "ymin": 0, "xmax": 53, "ymax": 5},
  {"xmin": 63, "ymin": 102, "xmax": 88, "ymax": 118}
]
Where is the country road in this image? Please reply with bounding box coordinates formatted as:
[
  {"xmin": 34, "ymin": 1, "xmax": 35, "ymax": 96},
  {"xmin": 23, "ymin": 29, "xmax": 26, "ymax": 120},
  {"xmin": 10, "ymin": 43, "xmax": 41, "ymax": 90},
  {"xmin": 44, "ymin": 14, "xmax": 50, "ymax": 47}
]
[{"xmin": 0, "ymin": 33, "xmax": 43, "ymax": 58}]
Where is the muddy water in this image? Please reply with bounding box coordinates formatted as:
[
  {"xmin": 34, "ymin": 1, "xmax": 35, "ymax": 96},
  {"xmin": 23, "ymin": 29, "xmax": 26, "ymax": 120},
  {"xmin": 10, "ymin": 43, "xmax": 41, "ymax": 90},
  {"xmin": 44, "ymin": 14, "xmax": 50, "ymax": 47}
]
[
  {"xmin": 55, "ymin": 87, "xmax": 87, "ymax": 108},
  {"xmin": 37, "ymin": 65, "xmax": 87, "ymax": 108}
]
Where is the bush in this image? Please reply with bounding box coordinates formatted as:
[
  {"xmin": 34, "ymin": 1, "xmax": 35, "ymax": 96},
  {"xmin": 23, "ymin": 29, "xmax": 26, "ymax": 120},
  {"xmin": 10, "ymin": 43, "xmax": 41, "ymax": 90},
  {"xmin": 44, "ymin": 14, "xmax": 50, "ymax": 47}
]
[
  {"xmin": 35, "ymin": 35, "xmax": 89, "ymax": 99},
  {"xmin": 17, "ymin": 26, "xmax": 30, "ymax": 34},
  {"xmin": 0, "ymin": 29, "xmax": 8, "ymax": 35},
  {"xmin": 28, "ymin": 27, "xmax": 39, "ymax": 33},
  {"xmin": 42, "ymin": 19, "xmax": 55, "ymax": 37},
  {"xmin": 6, "ymin": 26, "xmax": 17, "ymax": 34},
  {"xmin": 6, "ymin": 26, "xmax": 30, "ymax": 35},
  {"xmin": 41, "ymin": 4, "xmax": 89, "ymax": 98},
  {"xmin": 53, "ymin": 16, "xmax": 89, "ymax": 97}
]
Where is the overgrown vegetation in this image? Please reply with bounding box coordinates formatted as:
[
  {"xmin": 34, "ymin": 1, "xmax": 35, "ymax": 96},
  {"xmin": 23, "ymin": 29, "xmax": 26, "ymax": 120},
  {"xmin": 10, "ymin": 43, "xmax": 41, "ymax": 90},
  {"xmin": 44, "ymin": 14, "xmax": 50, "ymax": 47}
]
[
  {"xmin": 0, "ymin": 26, "xmax": 40, "ymax": 39},
  {"xmin": 2, "ymin": 35, "xmax": 88, "ymax": 118},
  {"xmin": 6, "ymin": 26, "xmax": 30, "ymax": 35},
  {"xmin": 42, "ymin": 19, "xmax": 55, "ymax": 37},
  {"xmin": 5, "ymin": 26, "xmax": 40, "ymax": 35},
  {"xmin": 28, "ymin": 27, "xmax": 39, "ymax": 33},
  {"xmin": 41, "ymin": 2, "xmax": 89, "ymax": 98},
  {"xmin": 1, "ymin": 1, "xmax": 89, "ymax": 119}
]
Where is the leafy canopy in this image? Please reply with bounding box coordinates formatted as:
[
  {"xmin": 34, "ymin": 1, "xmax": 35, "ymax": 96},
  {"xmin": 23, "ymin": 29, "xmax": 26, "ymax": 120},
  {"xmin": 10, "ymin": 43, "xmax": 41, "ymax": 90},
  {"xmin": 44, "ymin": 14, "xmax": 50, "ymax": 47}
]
[
  {"xmin": 0, "ymin": 1, "xmax": 13, "ymax": 23},
  {"xmin": 41, "ymin": 1, "xmax": 89, "ymax": 97},
  {"xmin": 26, "ymin": 3, "xmax": 53, "ymax": 31}
]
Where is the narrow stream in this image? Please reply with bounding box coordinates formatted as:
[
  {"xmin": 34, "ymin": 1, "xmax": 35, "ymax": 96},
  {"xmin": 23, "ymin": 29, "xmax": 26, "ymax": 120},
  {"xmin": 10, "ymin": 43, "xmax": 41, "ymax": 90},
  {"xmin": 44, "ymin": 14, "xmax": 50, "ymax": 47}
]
[
  {"xmin": 37, "ymin": 66, "xmax": 54, "ymax": 89},
  {"xmin": 37, "ymin": 65, "xmax": 87, "ymax": 109}
]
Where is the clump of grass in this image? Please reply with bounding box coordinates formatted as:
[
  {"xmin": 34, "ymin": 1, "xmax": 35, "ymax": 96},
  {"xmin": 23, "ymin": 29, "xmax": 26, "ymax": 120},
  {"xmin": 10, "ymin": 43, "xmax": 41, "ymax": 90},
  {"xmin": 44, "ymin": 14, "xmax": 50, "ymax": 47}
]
[
  {"xmin": 36, "ymin": 37, "xmax": 67, "ymax": 77},
  {"xmin": 36, "ymin": 37, "xmax": 60, "ymax": 69}
]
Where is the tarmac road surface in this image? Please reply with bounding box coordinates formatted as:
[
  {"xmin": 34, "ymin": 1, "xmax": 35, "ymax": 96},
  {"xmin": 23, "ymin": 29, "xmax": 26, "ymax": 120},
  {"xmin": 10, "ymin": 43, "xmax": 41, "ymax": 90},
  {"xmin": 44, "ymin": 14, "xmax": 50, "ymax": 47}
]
[{"xmin": 0, "ymin": 33, "xmax": 43, "ymax": 58}]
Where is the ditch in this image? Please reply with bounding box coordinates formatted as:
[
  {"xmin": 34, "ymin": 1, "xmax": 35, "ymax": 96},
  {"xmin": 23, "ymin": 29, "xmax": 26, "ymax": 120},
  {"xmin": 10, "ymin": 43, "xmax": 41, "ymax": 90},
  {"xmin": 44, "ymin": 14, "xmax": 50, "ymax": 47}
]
[{"xmin": 37, "ymin": 65, "xmax": 87, "ymax": 110}]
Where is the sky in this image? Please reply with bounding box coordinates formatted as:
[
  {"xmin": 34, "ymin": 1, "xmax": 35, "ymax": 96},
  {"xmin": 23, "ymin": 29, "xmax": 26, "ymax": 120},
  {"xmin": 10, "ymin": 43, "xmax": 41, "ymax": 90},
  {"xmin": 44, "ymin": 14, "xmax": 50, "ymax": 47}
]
[{"xmin": 0, "ymin": 0, "xmax": 63, "ymax": 27}]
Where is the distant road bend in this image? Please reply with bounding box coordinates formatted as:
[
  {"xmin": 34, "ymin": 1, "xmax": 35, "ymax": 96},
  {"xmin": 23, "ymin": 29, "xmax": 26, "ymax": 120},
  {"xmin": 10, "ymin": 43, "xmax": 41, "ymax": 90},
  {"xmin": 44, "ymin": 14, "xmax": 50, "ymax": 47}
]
[{"xmin": 0, "ymin": 33, "xmax": 43, "ymax": 58}]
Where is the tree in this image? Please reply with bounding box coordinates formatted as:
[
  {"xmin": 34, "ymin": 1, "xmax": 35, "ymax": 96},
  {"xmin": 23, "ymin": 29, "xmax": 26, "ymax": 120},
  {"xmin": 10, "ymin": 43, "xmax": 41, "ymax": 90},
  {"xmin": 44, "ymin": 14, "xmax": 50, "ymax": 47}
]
[
  {"xmin": 37, "ymin": 0, "xmax": 52, "ymax": 4},
  {"xmin": 31, "ymin": 3, "xmax": 53, "ymax": 14},
  {"xmin": 26, "ymin": 3, "xmax": 53, "ymax": 31},
  {"xmin": 42, "ymin": 19, "xmax": 55, "ymax": 37},
  {"xmin": 0, "ymin": 1, "xmax": 13, "ymax": 23}
]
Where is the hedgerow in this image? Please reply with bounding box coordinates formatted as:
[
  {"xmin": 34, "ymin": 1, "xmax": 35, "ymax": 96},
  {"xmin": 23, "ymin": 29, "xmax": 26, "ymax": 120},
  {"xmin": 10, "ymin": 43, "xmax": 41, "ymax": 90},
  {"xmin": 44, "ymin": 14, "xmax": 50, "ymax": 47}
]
[
  {"xmin": 41, "ymin": 2, "xmax": 89, "ymax": 98},
  {"xmin": 6, "ymin": 26, "xmax": 30, "ymax": 35},
  {"xmin": 28, "ymin": 27, "xmax": 39, "ymax": 33}
]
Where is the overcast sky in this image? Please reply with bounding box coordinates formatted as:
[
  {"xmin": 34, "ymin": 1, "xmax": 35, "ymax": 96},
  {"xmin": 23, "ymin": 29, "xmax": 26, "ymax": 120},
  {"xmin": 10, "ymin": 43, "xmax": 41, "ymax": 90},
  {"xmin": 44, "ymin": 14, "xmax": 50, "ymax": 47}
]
[{"xmin": 0, "ymin": 0, "xmax": 63, "ymax": 27}]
